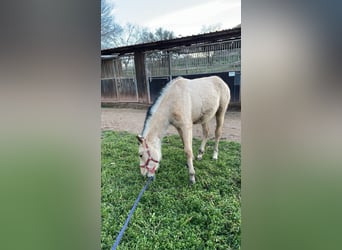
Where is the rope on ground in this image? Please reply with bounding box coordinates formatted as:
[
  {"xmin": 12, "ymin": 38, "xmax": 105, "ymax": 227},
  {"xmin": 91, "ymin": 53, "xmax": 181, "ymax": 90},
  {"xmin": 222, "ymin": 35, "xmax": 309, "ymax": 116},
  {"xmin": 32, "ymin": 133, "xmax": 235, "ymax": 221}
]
[{"xmin": 111, "ymin": 176, "xmax": 154, "ymax": 250}]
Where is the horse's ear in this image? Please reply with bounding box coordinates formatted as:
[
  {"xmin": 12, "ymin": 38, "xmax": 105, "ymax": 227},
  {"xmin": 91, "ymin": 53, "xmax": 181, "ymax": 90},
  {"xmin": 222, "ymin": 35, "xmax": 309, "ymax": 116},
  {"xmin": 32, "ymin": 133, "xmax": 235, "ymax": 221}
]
[{"xmin": 136, "ymin": 135, "xmax": 144, "ymax": 144}]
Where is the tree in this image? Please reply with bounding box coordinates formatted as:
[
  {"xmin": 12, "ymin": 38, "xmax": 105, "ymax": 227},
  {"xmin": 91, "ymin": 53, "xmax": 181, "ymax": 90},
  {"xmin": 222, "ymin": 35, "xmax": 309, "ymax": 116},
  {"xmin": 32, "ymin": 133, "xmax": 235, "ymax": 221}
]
[
  {"xmin": 118, "ymin": 23, "xmax": 150, "ymax": 46},
  {"xmin": 200, "ymin": 23, "xmax": 223, "ymax": 34},
  {"xmin": 153, "ymin": 27, "xmax": 176, "ymax": 41},
  {"xmin": 118, "ymin": 25, "xmax": 176, "ymax": 46},
  {"xmin": 141, "ymin": 27, "xmax": 176, "ymax": 43},
  {"xmin": 101, "ymin": 0, "xmax": 122, "ymax": 49}
]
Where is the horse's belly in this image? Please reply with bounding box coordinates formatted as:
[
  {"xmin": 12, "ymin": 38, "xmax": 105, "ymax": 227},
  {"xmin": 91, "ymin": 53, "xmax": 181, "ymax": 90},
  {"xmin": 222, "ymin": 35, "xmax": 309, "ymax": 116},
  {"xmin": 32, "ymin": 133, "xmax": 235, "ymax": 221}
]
[
  {"xmin": 190, "ymin": 88, "xmax": 220, "ymax": 124},
  {"xmin": 192, "ymin": 106, "xmax": 218, "ymax": 124}
]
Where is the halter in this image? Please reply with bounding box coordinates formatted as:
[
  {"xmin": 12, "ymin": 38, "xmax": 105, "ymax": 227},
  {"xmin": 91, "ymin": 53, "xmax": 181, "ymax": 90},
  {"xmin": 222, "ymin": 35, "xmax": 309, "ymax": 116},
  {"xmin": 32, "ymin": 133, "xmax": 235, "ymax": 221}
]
[{"xmin": 140, "ymin": 141, "xmax": 159, "ymax": 174}]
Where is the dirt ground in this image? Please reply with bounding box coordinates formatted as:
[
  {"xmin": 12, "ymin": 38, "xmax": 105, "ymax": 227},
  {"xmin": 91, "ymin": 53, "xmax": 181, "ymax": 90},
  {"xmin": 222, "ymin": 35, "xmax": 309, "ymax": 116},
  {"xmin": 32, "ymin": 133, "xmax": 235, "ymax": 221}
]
[{"xmin": 101, "ymin": 108, "xmax": 241, "ymax": 142}]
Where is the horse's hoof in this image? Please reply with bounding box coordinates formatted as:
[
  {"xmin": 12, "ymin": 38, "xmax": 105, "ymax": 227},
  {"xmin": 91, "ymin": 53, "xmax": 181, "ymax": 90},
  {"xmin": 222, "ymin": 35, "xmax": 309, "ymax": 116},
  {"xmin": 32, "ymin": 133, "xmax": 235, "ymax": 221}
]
[
  {"xmin": 189, "ymin": 175, "xmax": 196, "ymax": 184},
  {"xmin": 213, "ymin": 151, "xmax": 218, "ymax": 160},
  {"xmin": 197, "ymin": 150, "xmax": 204, "ymax": 160}
]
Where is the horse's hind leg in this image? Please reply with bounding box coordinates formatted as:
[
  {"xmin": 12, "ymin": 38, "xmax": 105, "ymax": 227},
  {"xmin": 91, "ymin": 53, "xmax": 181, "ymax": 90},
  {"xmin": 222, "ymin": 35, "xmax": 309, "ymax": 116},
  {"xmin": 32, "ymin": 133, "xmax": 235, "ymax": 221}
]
[
  {"xmin": 213, "ymin": 106, "xmax": 227, "ymax": 160},
  {"xmin": 176, "ymin": 127, "xmax": 184, "ymax": 145},
  {"xmin": 197, "ymin": 123, "xmax": 209, "ymax": 160}
]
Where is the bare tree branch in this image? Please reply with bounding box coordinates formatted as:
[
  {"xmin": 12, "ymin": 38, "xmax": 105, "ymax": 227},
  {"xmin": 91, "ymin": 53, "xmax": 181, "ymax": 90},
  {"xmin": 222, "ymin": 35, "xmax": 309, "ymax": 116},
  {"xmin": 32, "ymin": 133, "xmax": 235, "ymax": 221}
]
[{"xmin": 101, "ymin": 0, "xmax": 123, "ymax": 49}]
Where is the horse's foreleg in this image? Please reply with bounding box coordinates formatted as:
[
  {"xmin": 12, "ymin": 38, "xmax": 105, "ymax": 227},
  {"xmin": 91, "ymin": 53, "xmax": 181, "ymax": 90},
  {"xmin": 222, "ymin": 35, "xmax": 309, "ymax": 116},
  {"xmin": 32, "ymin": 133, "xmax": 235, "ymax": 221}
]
[
  {"xmin": 197, "ymin": 123, "xmax": 209, "ymax": 160},
  {"xmin": 181, "ymin": 126, "xmax": 195, "ymax": 184},
  {"xmin": 214, "ymin": 108, "xmax": 226, "ymax": 160}
]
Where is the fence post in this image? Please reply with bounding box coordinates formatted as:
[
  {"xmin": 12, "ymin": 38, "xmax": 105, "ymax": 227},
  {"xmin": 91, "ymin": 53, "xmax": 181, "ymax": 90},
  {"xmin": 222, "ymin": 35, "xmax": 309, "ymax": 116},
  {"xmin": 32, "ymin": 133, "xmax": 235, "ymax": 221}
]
[
  {"xmin": 134, "ymin": 51, "xmax": 149, "ymax": 103},
  {"xmin": 168, "ymin": 51, "xmax": 172, "ymax": 81}
]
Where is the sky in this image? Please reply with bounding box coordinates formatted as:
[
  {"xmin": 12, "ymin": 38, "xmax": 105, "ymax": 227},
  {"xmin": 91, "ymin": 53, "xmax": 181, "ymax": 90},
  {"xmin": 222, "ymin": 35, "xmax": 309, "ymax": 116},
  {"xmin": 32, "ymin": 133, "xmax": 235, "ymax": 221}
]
[{"xmin": 108, "ymin": 0, "xmax": 241, "ymax": 37}]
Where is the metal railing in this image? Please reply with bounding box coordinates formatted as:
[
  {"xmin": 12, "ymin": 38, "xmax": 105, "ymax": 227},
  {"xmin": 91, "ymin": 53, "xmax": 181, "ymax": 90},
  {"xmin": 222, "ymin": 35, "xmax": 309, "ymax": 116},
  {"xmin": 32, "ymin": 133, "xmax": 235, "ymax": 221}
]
[{"xmin": 145, "ymin": 39, "xmax": 241, "ymax": 77}]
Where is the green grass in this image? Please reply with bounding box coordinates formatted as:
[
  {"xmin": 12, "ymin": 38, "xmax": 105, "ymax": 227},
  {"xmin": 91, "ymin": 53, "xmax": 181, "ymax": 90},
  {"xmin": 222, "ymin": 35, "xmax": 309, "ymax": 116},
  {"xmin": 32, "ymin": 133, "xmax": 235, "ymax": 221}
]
[{"xmin": 101, "ymin": 131, "xmax": 241, "ymax": 250}]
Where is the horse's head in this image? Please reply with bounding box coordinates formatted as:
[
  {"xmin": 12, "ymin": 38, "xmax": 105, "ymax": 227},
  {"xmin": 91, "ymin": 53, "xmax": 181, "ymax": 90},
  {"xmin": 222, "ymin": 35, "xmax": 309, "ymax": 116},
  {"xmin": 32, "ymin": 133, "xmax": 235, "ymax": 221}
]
[{"xmin": 137, "ymin": 135, "xmax": 160, "ymax": 177}]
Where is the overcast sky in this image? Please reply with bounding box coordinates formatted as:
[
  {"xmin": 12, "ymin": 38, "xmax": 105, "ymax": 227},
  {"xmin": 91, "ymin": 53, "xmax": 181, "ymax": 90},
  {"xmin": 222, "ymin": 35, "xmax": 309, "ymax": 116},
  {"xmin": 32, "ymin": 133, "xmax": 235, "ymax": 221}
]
[{"xmin": 108, "ymin": 0, "xmax": 241, "ymax": 37}]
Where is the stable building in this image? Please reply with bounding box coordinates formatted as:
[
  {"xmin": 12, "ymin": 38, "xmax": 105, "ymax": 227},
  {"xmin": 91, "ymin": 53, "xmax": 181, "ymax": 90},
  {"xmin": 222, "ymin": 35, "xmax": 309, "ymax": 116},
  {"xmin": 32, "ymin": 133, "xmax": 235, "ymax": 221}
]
[{"xmin": 101, "ymin": 27, "xmax": 241, "ymax": 107}]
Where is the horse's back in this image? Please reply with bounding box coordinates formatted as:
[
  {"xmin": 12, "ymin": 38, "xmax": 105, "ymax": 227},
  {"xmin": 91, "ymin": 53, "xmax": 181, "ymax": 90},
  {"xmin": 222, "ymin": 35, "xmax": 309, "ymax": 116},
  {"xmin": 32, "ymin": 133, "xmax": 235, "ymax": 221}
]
[
  {"xmin": 169, "ymin": 76, "xmax": 230, "ymax": 125},
  {"xmin": 185, "ymin": 76, "xmax": 230, "ymax": 108}
]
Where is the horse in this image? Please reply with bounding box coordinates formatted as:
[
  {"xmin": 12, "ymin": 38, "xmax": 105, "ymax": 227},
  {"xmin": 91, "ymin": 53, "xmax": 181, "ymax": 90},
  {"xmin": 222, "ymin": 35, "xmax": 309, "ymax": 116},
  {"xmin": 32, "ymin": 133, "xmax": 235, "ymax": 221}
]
[{"xmin": 137, "ymin": 76, "xmax": 230, "ymax": 184}]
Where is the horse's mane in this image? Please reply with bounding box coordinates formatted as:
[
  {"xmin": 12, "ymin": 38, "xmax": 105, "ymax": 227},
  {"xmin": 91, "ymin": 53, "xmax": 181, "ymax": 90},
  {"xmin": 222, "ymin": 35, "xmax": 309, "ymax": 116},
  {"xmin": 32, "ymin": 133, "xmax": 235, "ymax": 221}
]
[{"xmin": 141, "ymin": 77, "xmax": 183, "ymax": 135}]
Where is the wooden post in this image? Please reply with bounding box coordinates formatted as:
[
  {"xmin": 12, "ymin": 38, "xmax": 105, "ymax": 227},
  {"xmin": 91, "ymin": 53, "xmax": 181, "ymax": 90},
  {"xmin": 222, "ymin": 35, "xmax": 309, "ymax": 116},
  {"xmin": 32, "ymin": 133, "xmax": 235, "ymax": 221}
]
[{"xmin": 134, "ymin": 51, "xmax": 149, "ymax": 103}]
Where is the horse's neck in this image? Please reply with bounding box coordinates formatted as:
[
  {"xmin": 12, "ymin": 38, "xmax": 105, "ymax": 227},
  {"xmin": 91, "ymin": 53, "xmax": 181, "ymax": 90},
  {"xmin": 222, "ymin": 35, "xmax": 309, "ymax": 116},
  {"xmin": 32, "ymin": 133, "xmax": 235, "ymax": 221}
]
[
  {"xmin": 145, "ymin": 112, "xmax": 169, "ymax": 139},
  {"xmin": 143, "ymin": 105, "xmax": 170, "ymax": 155}
]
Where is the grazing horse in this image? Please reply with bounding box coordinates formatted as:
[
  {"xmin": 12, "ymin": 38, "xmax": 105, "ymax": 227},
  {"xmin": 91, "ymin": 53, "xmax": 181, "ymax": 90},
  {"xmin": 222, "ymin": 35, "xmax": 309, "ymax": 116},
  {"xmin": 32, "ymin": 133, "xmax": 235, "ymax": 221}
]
[{"xmin": 137, "ymin": 76, "xmax": 230, "ymax": 184}]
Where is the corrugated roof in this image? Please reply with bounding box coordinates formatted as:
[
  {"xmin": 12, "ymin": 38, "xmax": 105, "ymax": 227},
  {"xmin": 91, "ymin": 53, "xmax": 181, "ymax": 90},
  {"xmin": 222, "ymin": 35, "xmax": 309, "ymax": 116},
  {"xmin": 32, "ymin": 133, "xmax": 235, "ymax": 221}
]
[{"xmin": 101, "ymin": 27, "xmax": 241, "ymax": 56}]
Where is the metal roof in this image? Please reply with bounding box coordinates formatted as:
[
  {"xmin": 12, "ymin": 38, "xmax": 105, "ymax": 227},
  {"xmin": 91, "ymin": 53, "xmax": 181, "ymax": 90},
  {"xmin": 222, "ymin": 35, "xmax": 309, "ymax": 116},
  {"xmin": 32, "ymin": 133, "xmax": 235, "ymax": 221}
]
[{"xmin": 101, "ymin": 27, "xmax": 241, "ymax": 56}]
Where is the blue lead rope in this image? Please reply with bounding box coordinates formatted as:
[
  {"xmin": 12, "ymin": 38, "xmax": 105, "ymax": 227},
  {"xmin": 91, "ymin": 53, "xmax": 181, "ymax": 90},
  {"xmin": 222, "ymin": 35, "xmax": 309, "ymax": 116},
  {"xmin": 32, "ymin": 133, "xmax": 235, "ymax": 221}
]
[{"xmin": 111, "ymin": 176, "xmax": 154, "ymax": 250}]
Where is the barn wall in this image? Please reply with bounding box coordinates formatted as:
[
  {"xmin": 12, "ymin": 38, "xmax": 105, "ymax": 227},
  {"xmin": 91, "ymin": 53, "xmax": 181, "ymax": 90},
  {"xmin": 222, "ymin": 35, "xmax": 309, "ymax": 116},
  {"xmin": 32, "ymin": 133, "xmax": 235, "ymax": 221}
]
[{"xmin": 101, "ymin": 55, "xmax": 138, "ymax": 102}]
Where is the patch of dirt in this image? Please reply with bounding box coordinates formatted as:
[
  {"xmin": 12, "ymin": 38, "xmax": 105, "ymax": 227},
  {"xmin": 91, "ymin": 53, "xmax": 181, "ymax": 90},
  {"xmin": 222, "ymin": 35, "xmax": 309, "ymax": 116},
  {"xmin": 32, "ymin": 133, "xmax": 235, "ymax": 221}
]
[{"xmin": 101, "ymin": 108, "xmax": 241, "ymax": 142}]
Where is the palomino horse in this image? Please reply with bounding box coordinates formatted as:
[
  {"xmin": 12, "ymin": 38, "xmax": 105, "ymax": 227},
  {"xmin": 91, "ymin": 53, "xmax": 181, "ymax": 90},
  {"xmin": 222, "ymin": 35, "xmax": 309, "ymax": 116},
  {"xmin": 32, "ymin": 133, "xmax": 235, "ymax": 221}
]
[{"xmin": 137, "ymin": 76, "xmax": 230, "ymax": 184}]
